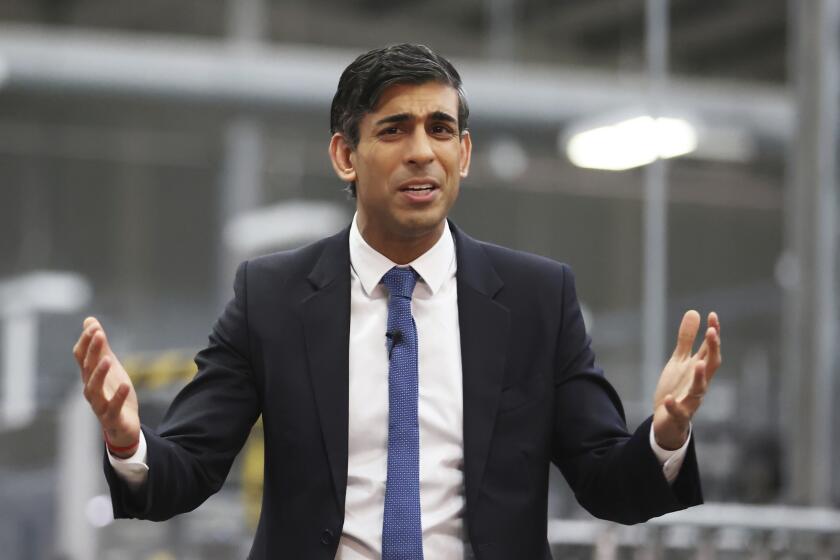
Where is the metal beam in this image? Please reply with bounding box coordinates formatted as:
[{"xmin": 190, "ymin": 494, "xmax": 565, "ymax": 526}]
[
  {"xmin": 548, "ymin": 502, "xmax": 840, "ymax": 544},
  {"xmin": 217, "ymin": 0, "xmax": 269, "ymax": 306},
  {"xmin": 671, "ymin": 3, "xmax": 782, "ymax": 61},
  {"xmin": 640, "ymin": 0, "xmax": 669, "ymax": 415},
  {"xmin": 783, "ymin": 0, "xmax": 839, "ymax": 506},
  {"xmin": 0, "ymin": 24, "xmax": 792, "ymax": 139},
  {"xmin": 542, "ymin": 0, "xmax": 645, "ymax": 35}
]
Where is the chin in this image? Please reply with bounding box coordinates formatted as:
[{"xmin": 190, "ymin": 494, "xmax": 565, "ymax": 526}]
[{"xmin": 398, "ymin": 212, "xmax": 447, "ymax": 235}]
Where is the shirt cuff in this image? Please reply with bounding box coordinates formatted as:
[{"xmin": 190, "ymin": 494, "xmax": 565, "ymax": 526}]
[
  {"xmin": 649, "ymin": 423, "xmax": 691, "ymax": 484},
  {"xmin": 107, "ymin": 430, "xmax": 149, "ymax": 490}
]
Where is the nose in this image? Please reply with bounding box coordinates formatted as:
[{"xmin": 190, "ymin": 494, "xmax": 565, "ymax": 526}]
[{"xmin": 404, "ymin": 128, "xmax": 435, "ymax": 167}]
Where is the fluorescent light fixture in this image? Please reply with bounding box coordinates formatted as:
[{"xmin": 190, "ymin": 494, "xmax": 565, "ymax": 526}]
[
  {"xmin": 565, "ymin": 115, "xmax": 697, "ymax": 171},
  {"xmin": 691, "ymin": 124, "xmax": 755, "ymax": 162}
]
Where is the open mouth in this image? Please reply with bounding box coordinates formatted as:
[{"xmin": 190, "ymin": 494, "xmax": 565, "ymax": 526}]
[
  {"xmin": 397, "ymin": 178, "xmax": 441, "ymax": 202},
  {"xmin": 400, "ymin": 183, "xmax": 437, "ymax": 193}
]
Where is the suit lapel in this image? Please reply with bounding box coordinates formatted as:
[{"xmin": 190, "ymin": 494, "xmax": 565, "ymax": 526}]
[
  {"xmin": 451, "ymin": 223, "xmax": 510, "ymax": 514},
  {"xmin": 301, "ymin": 227, "xmax": 351, "ymax": 513}
]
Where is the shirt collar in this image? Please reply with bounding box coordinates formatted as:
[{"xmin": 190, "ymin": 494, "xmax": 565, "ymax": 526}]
[{"xmin": 349, "ymin": 213, "xmax": 456, "ymax": 297}]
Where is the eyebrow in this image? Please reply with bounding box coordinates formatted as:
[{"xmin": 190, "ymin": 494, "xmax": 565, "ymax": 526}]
[{"xmin": 374, "ymin": 111, "xmax": 458, "ymax": 127}]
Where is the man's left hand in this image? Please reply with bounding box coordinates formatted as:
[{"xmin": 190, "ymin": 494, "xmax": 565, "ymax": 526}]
[{"xmin": 652, "ymin": 310, "xmax": 722, "ymax": 450}]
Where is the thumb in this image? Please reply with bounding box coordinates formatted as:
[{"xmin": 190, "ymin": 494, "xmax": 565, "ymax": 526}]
[{"xmin": 663, "ymin": 394, "xmax": 681, "ymax": 417}]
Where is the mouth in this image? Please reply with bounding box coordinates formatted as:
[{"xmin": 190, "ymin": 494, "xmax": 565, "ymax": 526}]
[
  {"xmin": 398, "ymin": 181, "xmax": 440, "ymax": 204},
  {"xmin": 400, "ymin": 183, "xmax": 437, "ymax": 193},
  {"xmin": 398, "ymin": 180, "xmax": 440, "ymax": 193}
]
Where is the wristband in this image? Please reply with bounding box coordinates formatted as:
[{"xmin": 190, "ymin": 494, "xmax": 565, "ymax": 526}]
[{"xmin": 103, "ymin": 431, "xmax": 139, "ymax": 455}]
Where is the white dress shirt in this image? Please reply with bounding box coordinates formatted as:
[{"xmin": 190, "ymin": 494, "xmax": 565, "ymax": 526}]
[
  {"xmin": 338, "ymin": 215, "xmax": 466, "ymax": 558},
  {"xmin": 109, "ymin": 215, "xmax": 690, "ymax": 559}
]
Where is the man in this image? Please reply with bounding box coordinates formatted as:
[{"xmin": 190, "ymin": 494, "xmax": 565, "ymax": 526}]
[{"xmin": 73, "ymin": 44, "xmax": 721, "ymax": 560}]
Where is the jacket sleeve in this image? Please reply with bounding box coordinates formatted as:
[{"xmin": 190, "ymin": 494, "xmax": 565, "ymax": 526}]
[
  {"xmin": 105, "ymin": 261, "xmax": 262, "ymax": 521},
  {"xmin": 551, "ymin": 265, "xmax": 702, "ymax": 524}
]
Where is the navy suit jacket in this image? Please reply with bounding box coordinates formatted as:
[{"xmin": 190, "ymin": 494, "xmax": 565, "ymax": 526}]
[{"xmin": 105, "ymin": 221, "xmax": 702, "ymax": 560}]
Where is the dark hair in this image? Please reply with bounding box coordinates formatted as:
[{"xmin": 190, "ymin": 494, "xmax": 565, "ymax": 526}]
[{"xmin": 329, "ymin": 43, "xmax": 470, "ymax": 197}]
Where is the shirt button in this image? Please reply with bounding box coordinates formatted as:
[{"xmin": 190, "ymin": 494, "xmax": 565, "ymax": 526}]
[{"xmin": 320, "ymin": 529, "xmax": 334, "ymax": 545}]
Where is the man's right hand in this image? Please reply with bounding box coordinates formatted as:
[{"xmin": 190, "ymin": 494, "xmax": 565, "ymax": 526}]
[{"xmin": 73, "ymin": 317, "xmax": 140, "ymax": 458}]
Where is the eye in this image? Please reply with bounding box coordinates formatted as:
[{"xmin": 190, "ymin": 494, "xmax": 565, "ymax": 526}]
[
  {"xmin": 431, "ymin": 124, "xmax": 456, "ymax": 137},
  {"xmin": 379, "ymin": 126, "xmax": 401, "ymax": 137}
]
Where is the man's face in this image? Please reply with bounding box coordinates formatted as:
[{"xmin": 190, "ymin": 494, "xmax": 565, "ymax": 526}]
[{"xmin": 331, "ymin": 81, "xmax": 471, "ymax": 252}]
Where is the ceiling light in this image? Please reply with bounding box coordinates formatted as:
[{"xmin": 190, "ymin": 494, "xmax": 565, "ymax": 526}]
[{"xmin": 565, "ymin": 115, "xmax": 697, "ymax": 171}]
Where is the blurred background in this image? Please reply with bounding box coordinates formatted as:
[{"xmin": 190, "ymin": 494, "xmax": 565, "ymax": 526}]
[{"xmin": 1, "ymin": 0, "xmax": 839, "ymax": 558}]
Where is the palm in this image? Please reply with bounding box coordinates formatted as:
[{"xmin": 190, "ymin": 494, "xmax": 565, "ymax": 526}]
[
  {"xmin": 655, "ymin": 352, "xmax": 701, "ymax": 411},
  {"xmin": 100, "ymin": 354, "xmax": 140, "ymax": 437}
]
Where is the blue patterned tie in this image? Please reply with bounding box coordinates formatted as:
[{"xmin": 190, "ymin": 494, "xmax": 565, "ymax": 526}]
[{"xmin": 381, "ymin": 266, "xmax": 423, "ymax": 560}]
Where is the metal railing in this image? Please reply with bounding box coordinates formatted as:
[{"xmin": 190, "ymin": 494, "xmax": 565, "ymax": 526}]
[{"xmin": 548, "ymin": 503, "xmax": 840, "ymax": 558}]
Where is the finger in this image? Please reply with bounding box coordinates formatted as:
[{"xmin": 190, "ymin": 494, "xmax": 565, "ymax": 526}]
[
  {"xmin": 102, "ymin": 383, "xmax": 130, "ymax": 423},
  {"xmin": 708, "ymin": 311, "xmax": 720, "ymax": 335},
  {"xmin": 82, "ymin": 330, "xmax": 105, "ymax": 377},
  {"xmin": 84, "ymin": 328, "xmax": 116, "ymax": 376},
  {"xmin": 73, "ymin": 325, "xmax": 97, "ymax": 369},
  {"xmin": 704, "ymin": 327, "xmax": 722, "ymax": 379},
  {"xmin": 695, "ymin": 312, "xmax": 722, "ymax": 359},
  {"xmin": 664, "ymin": 394, "xmax": 689, "ymax": 421},
  {"xmin": 685, "ymin": 361, "xmax": 707, "ymax": 400},
  {"xmin": 672, "ymin": 310, "xmax": 701, "ymax": 359},
  {"xmin": 79, "ymin": 327, "xmax": 103, "ymax": 383},
  {"xmin": 669, "ymin": 365, "xmax": 706, "ymax": 421},
  {"xmin": 696, "ymin": 337, "xmax": 709, "ymax": 360},
  {"xmin": 76, "ymin": 317, "xmax": 102, "ymax": 362},
  {"xmin": 695, "ymin": 326, "xmax": 717, "ymax": 360},
  {"xmin": 84, "ymin": 356, "xmax": 111, "ymax": 416}
]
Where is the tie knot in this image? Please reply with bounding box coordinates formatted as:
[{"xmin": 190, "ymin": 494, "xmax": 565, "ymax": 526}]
[{"xmin": 381, "ymin": 266, "xmax": 418, "ymax": 299}]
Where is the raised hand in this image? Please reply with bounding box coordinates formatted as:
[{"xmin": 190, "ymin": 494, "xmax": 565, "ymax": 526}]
[
  {"xmin": 72, "ymin": 317, "xmax": 140, "ymax": 458},
  {"xmin": 652, "ymin": 310, "xmax": 722, "ymax": 450}
]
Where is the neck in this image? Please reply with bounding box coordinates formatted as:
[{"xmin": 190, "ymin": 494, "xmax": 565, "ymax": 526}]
[{"xmin": 357, "ymin": 219, "xmax": 445, "ymax": 265}]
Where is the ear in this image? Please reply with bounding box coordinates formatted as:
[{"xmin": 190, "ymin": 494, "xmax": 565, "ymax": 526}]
[
  {"xmin": 459, "ymin": 131, "xmax": 472, "ymax": 179},
  {"xmin": 329, "ymin": 133, "xmax": 357, "ymax": 183}
]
